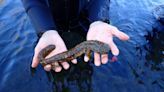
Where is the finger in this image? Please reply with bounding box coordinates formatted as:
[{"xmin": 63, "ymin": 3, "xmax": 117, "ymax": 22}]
[
  {"xmin": 109, "ymin": 26, "xmax": 130, "ymax": 40},
  {"xmin": 71, "ymin": 59, "xmax": 77, "ymax": 64},
  {"xmin": 32, "ymin": 54, "xmax": 39, "ymax": 68},
  {"xmin": 32, "ymin": 38, "xmax": 49, "ymax": 68},
  {"xmin": 53, "ymin": 66, "xmax": 62, "ymax": 72},
  {"xmin": 60, "ymin": 61, "xmax": 70, "ymax": 70},
  {"xmin": 44, "ymin": 64, "xmax": 52, "ymax": 71},
  {"xmin": 101, "ymin": 54, "xmax": 108, "ymax": 64},
  {"xmin": 32, "ymin": 47, "xmax": 41, "ymax": 68},
  {"xmin": 94, "ymin": 52, "xmax": 101, "ymax": 66},
  {"xmin": 52, "ymin": 62, "xmax": 62, "ymax": 72},
  {"xmin": 84, "ymin": 55, "xmax": 90, "ymax": 62},
  {"xmin": 107, "ymin": 39, "xmax": 119, "ymax": 56}
]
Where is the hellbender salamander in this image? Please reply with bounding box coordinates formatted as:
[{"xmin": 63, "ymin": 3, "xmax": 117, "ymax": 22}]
[{"xmin": 38, "ymin": 40, "xmax": 110, "ymax": 66}]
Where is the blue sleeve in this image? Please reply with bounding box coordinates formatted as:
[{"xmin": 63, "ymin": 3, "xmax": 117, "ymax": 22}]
[
  {"xmin": 21, "ymin": 0, "xmax": 57, "ymax": 35},
  {"xmin": 86, "ymin": 0, "xmax": 110, "ymax": 23}
]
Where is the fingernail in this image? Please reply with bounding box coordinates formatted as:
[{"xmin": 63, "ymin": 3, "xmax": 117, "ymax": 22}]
[
  {"xmin": 112, "ymin": 51, "xmax": 119, "ymax": 56},
  {"xmin": 95, "ymin": 61, "xmax": 101, "ymax": 66},
  {"xmin": 63, "ymin": 62, "xmax": 70, "ymax": 70},
  {"xmin": 55, "ymin": 67, "xmax": 62, "ymax": 72},
  {"xmin": 72, "ymin": 59, "xmax": 77, "ymax": 64},
  {"xmin": 44, "ymin": 65, "xmax": 51, "ymax": 71},
  {"xmin": 102, "ymin": 60, "xmax": 108, "ymax": 64},
  {"xmin": 84, "ymin": 56, "xmax": 89, "ymax": 62},
  {"xmin": 44, "ymin": 67, "xmax": 51, "ymax": 71},
  {"xmin": 31, "ymin": 63, "xmax": 35, "ymax": 68}
]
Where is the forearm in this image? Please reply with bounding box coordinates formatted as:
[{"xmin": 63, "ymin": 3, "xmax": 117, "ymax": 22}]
[{"xmin": 21, "ymin": 0, "xmax": 57, "ymax": 36}]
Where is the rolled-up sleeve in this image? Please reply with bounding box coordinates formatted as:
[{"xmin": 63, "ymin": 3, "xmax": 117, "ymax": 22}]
[{"xmin": 21, "ymin": 0, "xmax": 57, "ymax": 35}]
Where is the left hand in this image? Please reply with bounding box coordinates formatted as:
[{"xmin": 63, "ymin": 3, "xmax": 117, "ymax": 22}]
[{"xmin": 86, "ymin": 21, "xmax": 129, "ymax": 66}]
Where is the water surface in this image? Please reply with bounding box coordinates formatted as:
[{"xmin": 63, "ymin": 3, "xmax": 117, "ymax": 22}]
[{"xmin": 0, "ymin": 0, "xmax": 163, "ymax": 92}]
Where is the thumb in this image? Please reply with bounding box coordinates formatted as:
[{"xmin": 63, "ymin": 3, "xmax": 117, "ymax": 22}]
[
  {"xmin": 31, "ymin": 47, "xmax": 41, "ymax": 68},
  {"xmin": 31, "ymin": 34, "xmax": 48, "ymax": 68},
  {"xmin": 108, "ymin": 26, "xmax": 130, "ymax": 40}
]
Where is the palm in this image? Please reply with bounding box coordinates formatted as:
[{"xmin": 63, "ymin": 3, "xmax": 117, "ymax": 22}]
[{"xmin": 86, "ymin": 21, "xmax": 129, "ymax": 66}]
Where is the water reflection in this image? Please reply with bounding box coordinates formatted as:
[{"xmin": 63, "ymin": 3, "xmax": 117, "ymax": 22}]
[{"xmin": 51, "ymin": 59, "xmax": 93, "ymax": 92}]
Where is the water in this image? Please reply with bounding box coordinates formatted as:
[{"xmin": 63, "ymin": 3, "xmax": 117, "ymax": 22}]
[{"xmin": 0, "ymin": 0, "xmax": 163, "ymax": 92}]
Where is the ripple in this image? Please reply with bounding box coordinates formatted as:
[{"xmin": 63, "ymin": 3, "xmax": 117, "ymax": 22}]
[{"xmin": 0, "ymin": 0, "xmax": 164, "ymax": 92}]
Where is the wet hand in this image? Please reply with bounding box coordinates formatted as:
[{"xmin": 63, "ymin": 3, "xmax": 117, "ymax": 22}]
[
  {"xmin": 32, "ymin": 30, "xmax": 77, "ymax": 72},
  {"xmin": 86, "ymin": 21, "xmax": 129, "ymax": 66}
]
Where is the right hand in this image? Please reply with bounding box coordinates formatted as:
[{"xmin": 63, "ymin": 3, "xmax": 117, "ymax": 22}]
[{"xmin": 32, "ymin": 30, "xmax": 77, "ymax": 72}]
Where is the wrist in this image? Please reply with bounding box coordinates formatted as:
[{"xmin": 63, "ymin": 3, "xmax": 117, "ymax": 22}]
[
  {"xmin": 37, "ymin": 30, "xmax": 58, "ymax": 38},
  {"xmin": 90, "ymin": 21, "xmax": 105, "ymax": 28},
  {"xmin": 41, "ymin": 30, "xmax": 58, "ymax": 37}
]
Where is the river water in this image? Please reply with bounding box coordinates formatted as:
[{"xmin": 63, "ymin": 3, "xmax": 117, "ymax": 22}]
[{"xmin": 0, "ymin": 0, "xmax": 163, "ymax": 92}]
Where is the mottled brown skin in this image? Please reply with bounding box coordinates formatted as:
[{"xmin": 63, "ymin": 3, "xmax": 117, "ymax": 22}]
[{"xmin": 38, "ymin": 40, "xmax": 110, "ymax": 66}]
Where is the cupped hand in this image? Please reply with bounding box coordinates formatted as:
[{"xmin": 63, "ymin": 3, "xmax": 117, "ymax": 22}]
[
  {"xmin": 86, "ymin": 21, "xmax": 129, "ymax": 66},
  {"xmin": 32, "ymin": 30, "xmax": 77, "ymax": 72}
]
